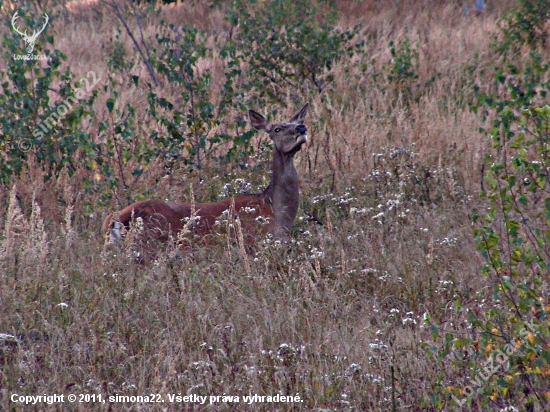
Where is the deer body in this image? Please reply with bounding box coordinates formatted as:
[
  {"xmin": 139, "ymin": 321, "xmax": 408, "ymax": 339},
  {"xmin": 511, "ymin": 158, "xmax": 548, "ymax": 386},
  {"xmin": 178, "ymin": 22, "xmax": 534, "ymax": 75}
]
[{"xmin": 103, "ymin": 104, "xmax": 309, "ymax": 246}]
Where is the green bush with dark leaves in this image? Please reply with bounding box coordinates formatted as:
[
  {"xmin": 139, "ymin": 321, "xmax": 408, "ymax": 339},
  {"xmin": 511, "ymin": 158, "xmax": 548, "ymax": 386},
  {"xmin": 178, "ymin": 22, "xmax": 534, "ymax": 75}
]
[
  {"xmin": 424, "ymin": 6, "xmax": 550, "ymax": 408},
  {"xmin": 223, "ymin": 0, "xmax": 362, "ymax": 107},
  {"xmin": 0, "ymin": 9, "xmax": 98, "ymax": 185}
]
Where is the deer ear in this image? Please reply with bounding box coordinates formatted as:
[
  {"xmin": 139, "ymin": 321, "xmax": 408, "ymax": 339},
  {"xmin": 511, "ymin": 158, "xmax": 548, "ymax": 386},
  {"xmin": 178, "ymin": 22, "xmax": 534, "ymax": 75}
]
[
  {"xmin": 249, "ymin": 109, "xmax": 271, "ymax": 132},
  {"xmin": 290, "ymin": 103, "xmax": 309, "ymax": 124}
]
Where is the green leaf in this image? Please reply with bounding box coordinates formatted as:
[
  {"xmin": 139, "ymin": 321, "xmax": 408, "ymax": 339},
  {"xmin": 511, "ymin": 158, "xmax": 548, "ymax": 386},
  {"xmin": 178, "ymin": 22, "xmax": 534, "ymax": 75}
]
[
  {"xmin": 430, "ymin": 325, "xmax": 439, "ymax": 340},
  {"xmin": 106, "ymin": 98, "xmax": 115, "ymax": 113}
]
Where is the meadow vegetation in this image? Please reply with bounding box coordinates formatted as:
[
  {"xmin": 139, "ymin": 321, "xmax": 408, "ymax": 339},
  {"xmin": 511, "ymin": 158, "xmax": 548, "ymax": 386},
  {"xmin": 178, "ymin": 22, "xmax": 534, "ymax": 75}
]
[{"xmin": 0, "ymin": 0, "xmax": 549, "ymax": 410}]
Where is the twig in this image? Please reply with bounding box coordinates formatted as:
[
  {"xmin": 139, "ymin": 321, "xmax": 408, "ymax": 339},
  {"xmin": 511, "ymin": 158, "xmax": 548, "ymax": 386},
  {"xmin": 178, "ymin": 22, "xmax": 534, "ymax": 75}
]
[
  {"xmin": 100, "ymin": 0, "xmax": 160, "ymax": 87},
  {"xmin": 128, "ymin": 0, "xmax": 155, "ymax": 74}
]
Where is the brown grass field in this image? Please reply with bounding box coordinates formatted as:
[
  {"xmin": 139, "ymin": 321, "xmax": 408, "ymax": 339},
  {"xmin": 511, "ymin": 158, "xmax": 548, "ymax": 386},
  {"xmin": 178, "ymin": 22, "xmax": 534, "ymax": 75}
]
[{"xmin": 0, "ymin": 0, "xmax": 548, "ymax": 410}]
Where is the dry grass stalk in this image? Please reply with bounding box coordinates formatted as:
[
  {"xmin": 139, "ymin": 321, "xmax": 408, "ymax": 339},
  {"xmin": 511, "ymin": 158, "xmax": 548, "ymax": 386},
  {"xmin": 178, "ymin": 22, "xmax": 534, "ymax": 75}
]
[
  {"xmin": 234, "ymin": 216, "xmax": 251, "ymax": 276},
  {"xmin": 0, "ymin": 186, "xmax": 26, "ymax": 275},
  {"xmin": 26, "ymin": 194, "xmax": 49, "ymax": 263}
]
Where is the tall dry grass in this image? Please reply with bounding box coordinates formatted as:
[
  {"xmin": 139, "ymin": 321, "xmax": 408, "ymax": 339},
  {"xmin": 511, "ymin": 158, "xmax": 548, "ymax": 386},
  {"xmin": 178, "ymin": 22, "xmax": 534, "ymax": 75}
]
[{"xmin": 0, "ymin": 0, "xmax": 544, "ymax": 410}]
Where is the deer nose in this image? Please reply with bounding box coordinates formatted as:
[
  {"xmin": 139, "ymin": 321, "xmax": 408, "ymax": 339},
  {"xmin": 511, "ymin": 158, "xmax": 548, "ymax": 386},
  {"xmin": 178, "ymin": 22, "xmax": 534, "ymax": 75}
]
[{"xmin": 296, "ymin": 125, "xmax": 307, "ymax": 135}]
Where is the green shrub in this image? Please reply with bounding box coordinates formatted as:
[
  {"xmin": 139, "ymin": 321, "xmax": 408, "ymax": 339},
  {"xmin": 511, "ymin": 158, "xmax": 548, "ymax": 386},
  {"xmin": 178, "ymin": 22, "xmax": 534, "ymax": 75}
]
[
  {"xmin": 223, "ymin": 0, "xmax": 362, "ymax": 107},
  {"xmin": 469, "ymin": 52, "xmax": 550, "ymax": 408},
  {"xmin": 425, "ymin": 49, "xmax": 550, "ymax": 411},
  {"xmin": 385, "ymin": 38, "xmax": 420, "ymax": 107},
  {"xmin": 0, "ymin": 8, "xmax": 98, "ymax": 184},
  {"xmin": 422, "ymin": 1, "xmax": 550, "ymax": 407},
  {"xmin": 147, "ymin": 23, "xmax": 253, "ymax": 172},
  {"xmin": 95, "ymin": 19, "xmax": 256, "ymax": 205},
  {"xmin": 498, "ymin": 0, "xmax": 550, "ymax": 52}
]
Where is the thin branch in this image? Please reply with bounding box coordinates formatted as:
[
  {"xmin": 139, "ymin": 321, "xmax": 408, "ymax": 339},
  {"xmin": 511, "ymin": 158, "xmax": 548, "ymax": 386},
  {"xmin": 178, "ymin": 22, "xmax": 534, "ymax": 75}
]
[
  {"xmin": 128, "ymin": 0, "xmax": 155, "ymax": 73},
  {"xmin": 100, "ymin": 0, "xmax": 160, "ymax": 87}
]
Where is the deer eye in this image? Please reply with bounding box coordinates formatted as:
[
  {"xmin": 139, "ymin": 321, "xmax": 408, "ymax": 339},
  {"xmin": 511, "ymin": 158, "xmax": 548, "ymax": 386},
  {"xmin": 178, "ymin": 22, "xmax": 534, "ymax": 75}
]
[{"xmin": 274, "ymin": 127, "xmax": 281, "ymax": 133}]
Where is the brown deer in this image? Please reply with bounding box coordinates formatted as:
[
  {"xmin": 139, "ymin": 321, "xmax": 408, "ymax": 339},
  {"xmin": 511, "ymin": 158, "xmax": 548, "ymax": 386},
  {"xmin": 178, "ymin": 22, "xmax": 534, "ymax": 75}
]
[{"xmin": 102, "ymin": 104, "xmax": 309, "ymax": 248}]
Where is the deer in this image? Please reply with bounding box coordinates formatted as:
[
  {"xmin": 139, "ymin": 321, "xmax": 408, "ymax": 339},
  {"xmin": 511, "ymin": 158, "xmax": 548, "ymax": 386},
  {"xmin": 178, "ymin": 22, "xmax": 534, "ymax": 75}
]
[
  {"xmin": 102, "ymin": 104, "xmax": 309, "ymax": 250},
  {"xmin": 11, "ymin": 11, "xmax": 49, "ymax": 55}
]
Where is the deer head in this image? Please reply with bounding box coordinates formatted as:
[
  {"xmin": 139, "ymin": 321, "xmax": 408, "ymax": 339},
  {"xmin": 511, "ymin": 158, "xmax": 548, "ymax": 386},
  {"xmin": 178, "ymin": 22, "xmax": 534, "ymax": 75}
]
[
  {"xmin": 249, "ymin": 103, "xmax": 309, "ymax": 156},
  {"xmin": 11, "ymin": 11, "xmax": 49, "ymax": 55}
]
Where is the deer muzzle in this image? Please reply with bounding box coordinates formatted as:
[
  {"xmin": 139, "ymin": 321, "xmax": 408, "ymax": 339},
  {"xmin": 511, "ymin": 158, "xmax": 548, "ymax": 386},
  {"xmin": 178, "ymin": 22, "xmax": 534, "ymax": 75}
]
[{"xmin": 295, "ymin": 124, "xmax": 308, "ymax": 144}]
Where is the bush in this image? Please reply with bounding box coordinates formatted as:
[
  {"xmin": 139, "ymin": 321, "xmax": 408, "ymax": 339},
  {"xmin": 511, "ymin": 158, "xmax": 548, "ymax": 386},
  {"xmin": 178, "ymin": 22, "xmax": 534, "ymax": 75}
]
[
  {"xmin": 468, "ymin": 53, "xmax": 550, "ymax": 409},
  {"xmin": 498, "ymin": 0, "xmax": 550, "ymax": 52},
  {"xmin": 148, "ymin": 23, "xmax": 254, "ymax": 171},
  {"xmin": 425, "ymin": 48, "xmax": 550, "ymax": 412},
  {"xmin": 223, "ymin": 0, "xmax": 362, "ymax": 107},
  {"xmin": 0, "ymin": 9, "xmax": 98, "ymax": 185}
]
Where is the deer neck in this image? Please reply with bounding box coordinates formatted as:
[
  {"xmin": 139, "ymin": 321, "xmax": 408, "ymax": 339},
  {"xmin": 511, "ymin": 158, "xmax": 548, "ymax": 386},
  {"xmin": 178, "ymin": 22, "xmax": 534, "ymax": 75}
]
[{"xmin": 263, "ymin": 147, "xmax": 300, "ymax": 237}]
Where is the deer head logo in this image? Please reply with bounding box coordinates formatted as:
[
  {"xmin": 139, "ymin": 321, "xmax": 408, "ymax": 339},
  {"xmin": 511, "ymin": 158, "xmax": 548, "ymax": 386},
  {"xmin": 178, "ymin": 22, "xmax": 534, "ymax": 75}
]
[{"xmin": 11, "ymin": 11, "xmax": 49, "ymax": 55}]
